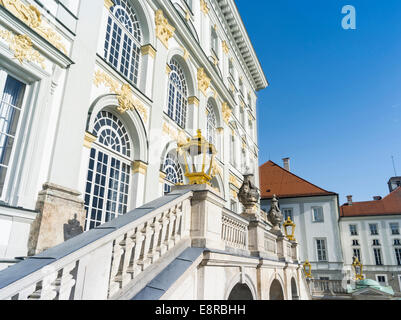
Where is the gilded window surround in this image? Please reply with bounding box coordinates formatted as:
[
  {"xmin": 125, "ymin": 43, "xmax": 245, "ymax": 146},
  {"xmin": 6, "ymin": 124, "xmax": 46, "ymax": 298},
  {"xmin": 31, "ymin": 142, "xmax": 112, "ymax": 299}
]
[
  {"xmin": 104, "ymin": 0, "xmax": 114, "ymax": 10},
  {"xmin": 141, "ymin": 44, "xmax": 156, "ymax": 58},
  {"xmin": 93, "ymin": 70, "xmax": 148, "ymax": 123},
  {"xmin": 0, "ymin": 0, "xmax": 67, "ymax": 54},
  {"xmin": 197, "ymin": 67, "xmax": 211, "ymax": 96},
  {"xmin": 188, "ymin": 96, "xmax": 199, "ymax": 106},
  {"xmin": 132, "ymin": 161, "xmax": 148, "ymax": 175},
  {"xmin": 83, "ymin": 132, "xmax": 97, "ymax": 149}
]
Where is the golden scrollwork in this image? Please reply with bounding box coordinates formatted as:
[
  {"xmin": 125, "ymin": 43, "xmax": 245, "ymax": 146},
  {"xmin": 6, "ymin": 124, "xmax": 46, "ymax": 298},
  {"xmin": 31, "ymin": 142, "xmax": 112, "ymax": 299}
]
[
  {"xmin": 94, "ymin": 70, "xmax": 148, "ymax": 122},
  {"xmin": 197, "ymin": 67, "xmax": 211, "ymax": 96},
  {"xmin": 162, "ymin": 121, "xmax": 189, "ymax": 147},
  {"xmin": 200, "ymin": 0, "xmax": 209, "ymax": 14},
  {"xmin": 222, "ymin": 40, "xmax": 229, "ymax": 54},
  {"xmin": 229, "ymin": 174, "xmax": 241, "ymax": 189},
  {"xmin": 0, "ymin": 0, "xmax": 67, "ymax": 54},
  {"xmin": 222, "ymin": 102, "xmax": 232, "ymax": 124},
  {"xmin": 0, "ymin": 30, "xmax": 44, "ymax": 68},
  {"xmin": 155, "ymin": 9, "xmax": 175, "ymax": 49}
]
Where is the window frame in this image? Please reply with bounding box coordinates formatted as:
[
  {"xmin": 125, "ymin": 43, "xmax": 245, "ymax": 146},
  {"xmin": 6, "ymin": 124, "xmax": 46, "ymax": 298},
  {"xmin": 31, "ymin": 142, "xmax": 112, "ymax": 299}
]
[
  {"xmin": 390, "ymin": 223, "xmax": 400, "ymax": 235},
  {"xmin": 315, "ymin": 238, "xmax": 328, "ymax": 262},
  {"xmin": 312, "ymin": 206, "xmax": 324, "ymax": 223},
  {"xmin": 373, "ymin": 248, "xmax": 383, "ymax": 266},
  {"xmin": 349, "ymin": 224, "xmax": 358, "ymax": 236},
  {"xmin": 369, "ymin": 223, "xmax": 379, "ymax": 236},
  {"xmin": 376, "ymin": 274, "xmax": 388, "ymax": 286}
]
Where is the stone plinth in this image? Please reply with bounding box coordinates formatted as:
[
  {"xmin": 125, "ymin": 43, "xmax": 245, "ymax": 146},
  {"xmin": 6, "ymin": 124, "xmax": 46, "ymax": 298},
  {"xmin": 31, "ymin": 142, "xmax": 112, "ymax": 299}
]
[
  {"xmin": 172, "ymin": 184, "xmax": 226, "ymax": 251},
  {"xmin": 28, "ymin": 183, "xmax": 86, "ymax": 256}
]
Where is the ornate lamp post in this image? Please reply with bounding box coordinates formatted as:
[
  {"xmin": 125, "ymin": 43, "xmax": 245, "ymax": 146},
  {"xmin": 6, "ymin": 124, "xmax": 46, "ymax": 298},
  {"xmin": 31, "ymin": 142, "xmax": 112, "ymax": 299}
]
[
  {"xmin": 352, "ymin": 257, "xmax": 364, "ymax": 281},
  {"xmin": 178, "ymin": 129, "xmax": 217, "ymax": 185},
  {"xmin": 303, "ymin": 260, "xmax": 312, "ymax": 279},
  {"xmin": 283, "ymin": 216, "xmax": 296, "ymax": 241}
]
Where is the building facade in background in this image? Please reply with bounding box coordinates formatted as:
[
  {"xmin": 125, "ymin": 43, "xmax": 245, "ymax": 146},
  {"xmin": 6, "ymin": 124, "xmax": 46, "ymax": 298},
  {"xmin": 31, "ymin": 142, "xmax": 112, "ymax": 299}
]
[
  {"xmin": 0, "ymin": 0, "xmax": 267, "ymax": 268},
  {"xmin": 259, "ymin": 160, "xmax": 344, "ymax": 280},
  {"xmin": 339, "ymin": 182, "xmax": 401, "ymax": 293}
]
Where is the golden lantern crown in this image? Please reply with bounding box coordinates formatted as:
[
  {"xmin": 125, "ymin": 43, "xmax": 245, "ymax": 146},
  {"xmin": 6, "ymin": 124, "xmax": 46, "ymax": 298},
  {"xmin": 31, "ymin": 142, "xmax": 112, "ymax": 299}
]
[
  {"xmin": 178, "ymin": 129, "xmax": 217, "ymax": 185},
  {"xmin": 303, "ymin": 260, "xmax": 312, "ymax": 279},
  {"xmin": 283, "ymin": 216, "xmax": 296, "ymax": 241},
  {"xmin": 352, "ymin": 257, "xmax": 365, "ymax": 281}
]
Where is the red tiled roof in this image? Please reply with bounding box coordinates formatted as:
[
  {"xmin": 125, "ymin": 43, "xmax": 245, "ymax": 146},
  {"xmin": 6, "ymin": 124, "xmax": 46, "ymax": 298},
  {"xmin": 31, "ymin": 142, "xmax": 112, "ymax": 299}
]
[
  {"xmin": 259, "ymin": 161, "xmax": 336, "ymax": 199},
  {"xmin": 340, "ymin": 187, "xmax": 401, "ymax": 217}
]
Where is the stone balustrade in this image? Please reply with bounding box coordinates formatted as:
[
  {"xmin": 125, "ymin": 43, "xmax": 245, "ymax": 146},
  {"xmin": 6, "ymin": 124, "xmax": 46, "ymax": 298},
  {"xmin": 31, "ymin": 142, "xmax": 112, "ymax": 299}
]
[
  {"xmin": 221, "ymin": 209, "xmax": 249, "ymax": 251},
  {"xmin": 310, "ymin": 279, "xmax": 348, "ymax": 295},
  {"xmin": 0, "ymin": 190, "xmax": 193, "ymax": 300}
]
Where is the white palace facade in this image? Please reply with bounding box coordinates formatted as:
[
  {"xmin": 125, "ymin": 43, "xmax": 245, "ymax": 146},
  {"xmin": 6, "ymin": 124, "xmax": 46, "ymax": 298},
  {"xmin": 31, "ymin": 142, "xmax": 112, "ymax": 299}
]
[
  {"xmin": 0, "ymin": 0, "xmax": 267, "ymax": 259},
  {"xmin": 0, "ymin": 0, "xmax": 317, "ymax": 301}
]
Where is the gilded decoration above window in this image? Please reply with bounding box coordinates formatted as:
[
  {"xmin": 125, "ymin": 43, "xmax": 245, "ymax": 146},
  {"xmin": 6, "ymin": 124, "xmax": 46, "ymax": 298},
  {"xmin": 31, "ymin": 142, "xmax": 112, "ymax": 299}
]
[
  {"xmin": 0, "ymin": 30, "xmax": 44, "ymax": 68},
  {"xmin": 155, "ymin": 9, "xmax": 175, "ymax": 49},
  {"xmin": 197, "ymin": 67, "xmax": 211, "ymax": 96},
  {"xmin": 0, "ymin": 0, "xmax": 67, "ymax": 54},
  {"xmin": 94, "ymin": 70, "xmax": 148, "ymax": 123}
]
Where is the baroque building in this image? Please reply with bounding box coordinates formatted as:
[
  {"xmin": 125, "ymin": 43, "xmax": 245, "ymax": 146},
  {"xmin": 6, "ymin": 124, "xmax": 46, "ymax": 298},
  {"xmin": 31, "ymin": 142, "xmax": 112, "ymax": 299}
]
[
  {"xmin": 0, "ymin": 0, "xmax": 313, "ymax": 301},
  {"xmin": 0, "ymin": 0, "xmax": 266, "ymax": 260}
]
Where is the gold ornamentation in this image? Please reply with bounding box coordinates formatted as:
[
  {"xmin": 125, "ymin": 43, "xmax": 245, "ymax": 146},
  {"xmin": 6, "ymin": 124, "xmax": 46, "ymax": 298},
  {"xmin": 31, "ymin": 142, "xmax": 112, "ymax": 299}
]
[
  {"xmin": 188, "ymin": 96, "xmax": 199, "ymax": 106},
  {"xmin": 155, "ymin": 9, "xmax": 175, "ymax": 49},
  {"xmin": 0, "ymin": 30, "xmax": 45, "ymax": 68},
  {"xmin": 197, "ymin": 67, "xmax": 211, "ymax": 96},
  {"xmin": 222, "ymin": 40, "xmax": 229, "ymax": 54},
  {"xmin": 162, "ymin": 121, "xmax": 189, "ymax": 146},
  {"xmin": 132, "ymin": 161, "xmax": 148, "ymax": 175},
  {"xmin": 303, "ymin": 261, "xmax": 312, "ymax": 279},
  {"xmin": 0, "ymin": 0, "xmax": 67, "ymax": 54},
  {"xmin": 104, "ymin": 0, "xmax": 114, "ymax": 10},
  {"xmin": 180, "ymin": 45, "xmax": 189, "ymax": 61},
  {"xmin": 166, "ymin": 64, "xmax": 172, "ymax": 74},
  {"xmin": 283, "ymin": 217, "xmax": 296, "ymax": 241},
  {"xmin": 229, "ymin": 174, "xmax": 241, "ymax": 189},
  {"xmin": 94, "ymin": 70, "xmax": 148, "ymax": 122},
  {"xmin": 83, "ymin": 132, "xmax": 97, "ymax": 149},
  {"xmin": 222, "ymin": 102, "xmax": 232, "ymax": 124},
  {"xmin": 200, "ymin": 0, "xmax": 209, "ymax": 14},
  {"xmin": 141, "ymin": 44, "xmax": 156, "ymax": 58}
]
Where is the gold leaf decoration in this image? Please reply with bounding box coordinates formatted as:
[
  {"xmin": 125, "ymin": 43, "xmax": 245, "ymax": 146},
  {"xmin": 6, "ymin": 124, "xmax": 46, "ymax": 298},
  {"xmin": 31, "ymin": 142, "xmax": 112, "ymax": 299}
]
[
  {"xmin": 155, "ymin": 9, "xmax": 175, "ymax": 49},
  {"xmin": 197, "ymin": 67, "xmax": 211, "ymax": 96},
  {"xmin": 222, "ymin": 102, "xmax": 232, "ymax": 124},
  {"xmin": 94, "ymin": 70, "xmax": 148, "ymax": 123},
  {"xmin": 0, "ymin": 0, "xmax": 67, "ymax": 54},
  {"xmin": 0, "ymin": 30, "xmax": 45, "ymax": 68}
]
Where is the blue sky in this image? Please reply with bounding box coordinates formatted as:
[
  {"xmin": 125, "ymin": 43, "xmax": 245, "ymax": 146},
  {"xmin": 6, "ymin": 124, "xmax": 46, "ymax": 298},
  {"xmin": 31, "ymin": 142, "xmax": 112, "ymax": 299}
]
[{"xmin": 236, "ymin": 0, "xmax": 401, "ymax": 204}]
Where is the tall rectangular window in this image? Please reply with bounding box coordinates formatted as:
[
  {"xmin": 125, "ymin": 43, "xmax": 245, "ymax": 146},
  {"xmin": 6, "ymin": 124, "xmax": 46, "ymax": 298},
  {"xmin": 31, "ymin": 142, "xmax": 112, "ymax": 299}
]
[
  {"xmin": 395, "ymin": 248, "xmax": 401, "ymax": 266},
  {"xmin": 316, "ymin": 239, "xmax": 328, "ymax": 262},
  {"xmin": 230, "ymin": 133, "xmax": 235, "ymax": 167},
  {"xmin": 0, "ymin": 70, "xmax": 25, "ymax": 197},
  {"xmin": 369, "ymin": 224, "xmax": 379, "ymax": 235},
  {"xmin": 312, "ymin": 207, "xmax": 324, "ymax": 222},
  {"xmin": 349, "ymin": 224, "xmax": 358, "ymax": 236},
  {"xmin": 283, "ymin": 208, "xmax": 294, "ymax": 221},
  {"xmin": 390, "ymin": 223, "xmax": 400, "ymax": 235},
  {"xmin": 353, "ymin": 248, "xmax": 361, "ymax": 262},
  {"xmin": 211, "ymin": 27, "xmax": 218, "ymax": 57},
  {"xmin": 374, "ymin": 248, "xmax": 383, "ymax": 265}
]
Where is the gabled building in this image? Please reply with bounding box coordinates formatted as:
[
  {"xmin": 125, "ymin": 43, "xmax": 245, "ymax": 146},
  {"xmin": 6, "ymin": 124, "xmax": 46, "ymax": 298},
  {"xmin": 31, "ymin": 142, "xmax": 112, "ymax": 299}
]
[
  {"xmin": 260, "ymin": 159, "xmax": 344, "ymax": 280},
  {"xmin": 339, "ymin": 183, "xmax": 401, "ymax": 293}
]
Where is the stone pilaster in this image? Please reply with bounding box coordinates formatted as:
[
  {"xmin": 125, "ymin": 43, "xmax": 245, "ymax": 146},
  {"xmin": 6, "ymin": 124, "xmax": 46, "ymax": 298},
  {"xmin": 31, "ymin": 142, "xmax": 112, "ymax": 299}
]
[{"xmin": 28, "ymin": 183, "xmax": 86, "ymax": 256}]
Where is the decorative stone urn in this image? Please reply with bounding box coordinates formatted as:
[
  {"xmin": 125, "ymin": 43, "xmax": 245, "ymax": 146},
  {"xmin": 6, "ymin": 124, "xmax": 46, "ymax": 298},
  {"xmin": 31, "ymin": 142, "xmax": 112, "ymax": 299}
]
[
  {"xmin": 238, "ymin": 174, "xmax": 260, "ymax": 217},
  {"xmin": 267, "ymin": 195, "xmax": 284, "ymax": 236}
]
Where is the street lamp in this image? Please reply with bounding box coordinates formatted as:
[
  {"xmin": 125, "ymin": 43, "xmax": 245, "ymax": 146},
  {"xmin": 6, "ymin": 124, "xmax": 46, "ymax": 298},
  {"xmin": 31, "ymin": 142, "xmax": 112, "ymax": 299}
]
[
  {"xmin": 303, "ymin": 260, "xmax": 312, "ymax": 279},
  {"xmin": 178, "ymin": 129, "xmax": 217, "ymax": 185},
  {"xmin": 352, "ymin": 257, "xmax": 364, "ymax": 281},
  {"xmin": 283, "ymin": 216, "xmax": 296, "ymax": 241}
]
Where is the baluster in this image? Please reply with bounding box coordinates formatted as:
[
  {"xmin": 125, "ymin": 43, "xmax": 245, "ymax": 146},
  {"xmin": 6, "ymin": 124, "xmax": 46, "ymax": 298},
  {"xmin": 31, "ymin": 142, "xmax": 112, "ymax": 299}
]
[
  {"xmin": 173, "ymin": 205, "xmax": 183, "ymax": 243},
  {"xmin": 56, "ymin": 261, "xmax": 78, "ymax": 300},
  {"xmin": 158, "ymin": 212, "xmax": 169, "ymax": 256},
  {"xmin": 137, "ymin": 223, "xmax": 154, "ymax": 271},
  {"xmin": 149, "ymin": 215, "xmax": 162, "ymax": 263},
  {"xmin": 165, "ymin": 208, "xmax": 176, "ymax": 251},
  {"xmin": 108, "ymin": 234, "xmax": 126, "ymax": 297},
  {"xmin": 127, "ymin": 225, "xmax": 145, "ymax": 278},
  {"xmin": 121, "ymin": 229, "xmax": 136, "ymax": 288},
  {"xmin": 29, "ymin": 270, "xmax": 58, "ymax": 300},
  {"xmin": 16, "ymin": 284, "xmax": 37, "ymax": 300}
]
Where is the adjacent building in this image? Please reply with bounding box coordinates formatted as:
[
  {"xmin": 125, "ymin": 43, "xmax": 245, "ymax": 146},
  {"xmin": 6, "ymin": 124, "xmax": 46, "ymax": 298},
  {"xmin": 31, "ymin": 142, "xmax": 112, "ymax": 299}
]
[
  {"xmin": 260, "ymin": 159, "xmax": 344, "ymax": 280},
  {"xmin": 339, "ymin": 180, "xmax": 401, "ymax": 292}
]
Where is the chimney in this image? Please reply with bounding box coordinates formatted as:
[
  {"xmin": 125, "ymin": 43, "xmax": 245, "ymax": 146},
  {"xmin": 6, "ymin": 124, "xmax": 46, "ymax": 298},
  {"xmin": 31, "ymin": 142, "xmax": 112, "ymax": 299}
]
[
  {"xmin": 347, "ymin": 195, "xmax": 353, "ymax": 206},
  {"xmin": 282, "ymin": 158, "xmax": 290, "ymax": 172},
  {"xmin": 373, "ymin": 196, "xmax": 382, "ymax": 201}
]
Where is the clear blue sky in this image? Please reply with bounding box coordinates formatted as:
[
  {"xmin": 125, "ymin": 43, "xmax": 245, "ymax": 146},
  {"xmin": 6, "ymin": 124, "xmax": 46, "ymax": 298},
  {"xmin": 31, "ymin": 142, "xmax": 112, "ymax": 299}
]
[{"xmin": 236, "ymin": 0, "xmax": 401, "ymax": 204}]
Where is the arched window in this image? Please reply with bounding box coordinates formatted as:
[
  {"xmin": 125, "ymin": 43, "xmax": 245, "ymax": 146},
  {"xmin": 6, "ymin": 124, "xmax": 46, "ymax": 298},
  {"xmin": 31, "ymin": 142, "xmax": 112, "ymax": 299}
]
[
  {"xmin": 162, "ymin": 153, "xmax": 184, "ymax": 194},
  {"xmin": 104, "ymin": 0, "xmax": 142, "ymax": 85},
  {"xmin": 166, "ymin": 59, "xmax": 188, "ymax": 128},
  {"xmin": 84, "ymin": 111, "xmax": 132, "ymax": 230},
  {"xmin": 206, "ymin": 101, "xmax": 217, "ymax": 147}
]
